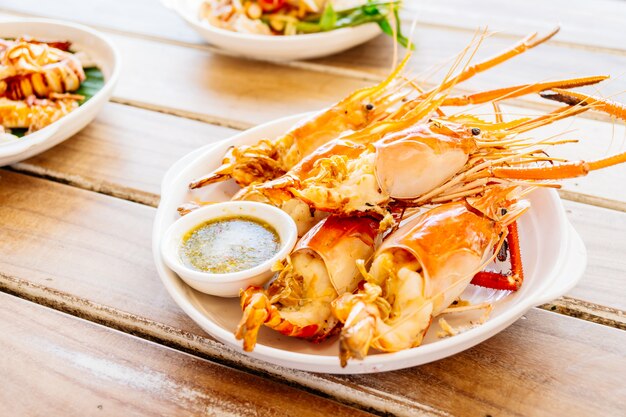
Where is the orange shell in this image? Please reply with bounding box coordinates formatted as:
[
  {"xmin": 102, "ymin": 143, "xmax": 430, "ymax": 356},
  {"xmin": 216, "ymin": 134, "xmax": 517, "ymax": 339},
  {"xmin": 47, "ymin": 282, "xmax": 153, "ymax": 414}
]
[
  {"xmin": 294, "ymin": 216, "xmax": 380, "ymax": 294},
  {"xmin": 379, "ymin": 201, "xmax": 502, "ymax": 287}
]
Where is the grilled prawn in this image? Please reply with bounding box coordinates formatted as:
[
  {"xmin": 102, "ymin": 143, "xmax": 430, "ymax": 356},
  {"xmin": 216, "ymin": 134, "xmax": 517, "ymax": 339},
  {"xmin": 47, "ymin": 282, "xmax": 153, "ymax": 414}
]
[
  {"xmin": 331, "ymin": 186, "xmax": 530, "ymax": 366},
  {"xmin": 235, "ymin": 215, "xmax": 379, "ymax": 351},
  {"xmin": 190, "ymin": 57, "xmax": 413, "ymax": 189},
  {"xmin": 237, "ymin": 82, "xmax": 618, "ymax": 221},
  {"xmin": 190, "ymin": 27, "xmax": 562, "ymax": 191}
]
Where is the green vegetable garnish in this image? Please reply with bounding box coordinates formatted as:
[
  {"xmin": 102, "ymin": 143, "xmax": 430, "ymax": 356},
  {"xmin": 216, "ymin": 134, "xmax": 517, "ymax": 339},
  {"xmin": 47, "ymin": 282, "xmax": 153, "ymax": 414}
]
[
  {"xmin": 75, "ymin": 67, "xmax": 105, "ymax": 105},
  {"xmin": 10, "ymin": 128, "xmax": 27, "ymax": 138},
  {"xmin": 295, "ymin": 1, "xmax": 413, "ymax": 49},
  {"xmin": 319, "ymin": 2, "xmax": 337, "ymax": 31}
]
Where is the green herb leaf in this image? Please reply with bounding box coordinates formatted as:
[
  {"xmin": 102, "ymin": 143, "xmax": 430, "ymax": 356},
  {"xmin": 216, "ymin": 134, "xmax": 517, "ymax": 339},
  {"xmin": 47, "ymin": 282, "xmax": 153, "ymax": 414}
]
[
  {"xmin": 319, "ymin": 1, "xmax": 337, "ymax": 31},
  {"xmin": 75, "ymin": 67, "xmax": 105, "ymax": 104},
  {"xmin": 293, "ymin": 0, "xmax": 414, "ymax": 49},
  {"xmin": 10, "ymin": 128, "xmax": 27, "ymax": 138}
]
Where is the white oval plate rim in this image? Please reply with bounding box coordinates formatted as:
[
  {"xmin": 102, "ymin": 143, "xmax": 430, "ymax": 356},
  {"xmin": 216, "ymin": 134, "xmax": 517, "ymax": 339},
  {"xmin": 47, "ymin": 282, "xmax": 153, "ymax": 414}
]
[{"xmin": 153, "ymin": 113, "xmax": 588, "ymax": 374}]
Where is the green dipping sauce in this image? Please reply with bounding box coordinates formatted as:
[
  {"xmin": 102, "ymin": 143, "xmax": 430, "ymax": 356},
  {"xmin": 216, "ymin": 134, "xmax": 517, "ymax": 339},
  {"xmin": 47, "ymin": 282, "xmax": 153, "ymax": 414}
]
[{"xmin": 180, "ymin": 216, "xmax": 281, "ymax": 274}]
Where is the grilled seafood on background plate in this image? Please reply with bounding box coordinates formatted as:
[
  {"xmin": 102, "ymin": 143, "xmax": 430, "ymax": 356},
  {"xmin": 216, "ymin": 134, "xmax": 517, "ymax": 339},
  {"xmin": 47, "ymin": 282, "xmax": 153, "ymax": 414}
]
[
  {"xmin": 0, "ymin": 37, "xmax": 85, "ymax": 100},
  {"xmin": 198, "ymin": 0, "xmax": 410, "ymax": 44},
  {"xmin": 163, "ymin": 0, "xmax": 406, "ymax": 60},
  {"xmin": 0, "ymin": 35, "xmax": 104, "ymax": 143},
  {"xmin": 165, "ymin": 27, "xmax": 626, "ymax": 370},
  {"xmin": 0, "ymin": 19, "xmax": 119, "ymax": 167}
]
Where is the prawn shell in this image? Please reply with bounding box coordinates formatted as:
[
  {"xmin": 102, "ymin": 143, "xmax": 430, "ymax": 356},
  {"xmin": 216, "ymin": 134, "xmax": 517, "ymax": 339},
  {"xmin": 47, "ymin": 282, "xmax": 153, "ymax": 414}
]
[
  {"xmin": 374, "ymin": 124, "xmax": 475, "ymax": 199},
  {"xmin": 287, "ymin": 54, "xmax": 410, "ymax": 167},
  {"xmin": 378, "ymin": 202, "xmax": 501, "ymax": 314},
  {"xmin": 291, "ymin": 138, "xmax": 367, "ymax": 180},
  {"xmin": 294, "ymin": 216, "xmax": 380, "ymax": 295}
]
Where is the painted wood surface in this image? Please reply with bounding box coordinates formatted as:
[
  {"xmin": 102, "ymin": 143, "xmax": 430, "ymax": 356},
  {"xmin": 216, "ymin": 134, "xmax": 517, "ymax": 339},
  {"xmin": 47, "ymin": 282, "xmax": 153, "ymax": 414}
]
[
  {"xmin": 1, "ymin": 170, "xmax": 625, "ymax": 416},
  {"xmin": 1, "ymin": 1, "xmax": 625, "ymax": 415},
  {"xmin": 0, "ymin": 293, "xmax": 373, "ymax": 417}
]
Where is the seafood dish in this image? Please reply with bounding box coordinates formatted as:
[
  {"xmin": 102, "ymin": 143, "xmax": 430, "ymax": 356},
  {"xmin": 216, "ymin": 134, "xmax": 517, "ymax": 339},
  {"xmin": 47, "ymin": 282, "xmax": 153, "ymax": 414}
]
[
  {"xmin": 199, "ymin": 0, "xmax": 410, "ymax": 46},
  {"xmin": 0, "ymin": 36, "xmax": 103, "ymax": 144},
  {"xmin": 177, "ymin": 27, "xmax": 626, "ymax": 367}
]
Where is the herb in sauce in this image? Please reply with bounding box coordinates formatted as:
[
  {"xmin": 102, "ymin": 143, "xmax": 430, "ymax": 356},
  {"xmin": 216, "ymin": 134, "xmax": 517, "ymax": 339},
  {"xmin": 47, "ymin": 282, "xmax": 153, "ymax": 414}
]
[{"xmin": 180, "ymin": 216, "xmax": 280, "ymax": 274}]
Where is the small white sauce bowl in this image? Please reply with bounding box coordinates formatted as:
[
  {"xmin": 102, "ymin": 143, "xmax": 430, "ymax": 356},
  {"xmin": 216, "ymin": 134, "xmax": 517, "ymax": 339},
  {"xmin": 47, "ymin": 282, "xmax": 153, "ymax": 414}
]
[{"xmin": 161, "ymin": 201, "xmax": 297, "ymax": 297}]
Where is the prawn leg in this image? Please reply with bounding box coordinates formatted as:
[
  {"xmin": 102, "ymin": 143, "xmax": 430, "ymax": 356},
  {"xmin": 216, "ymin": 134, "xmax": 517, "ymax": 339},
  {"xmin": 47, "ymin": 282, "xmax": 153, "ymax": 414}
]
[
  {"xmin": 235, "ymin": 287, "xmax": 320, "ymax": 352},
  {"xmin": 491, "ymin": 151, "xmax": 626, "ymax": 180},
  {"xmin": 540, "ymin": 88, "xmax": 626, "ymax": 120},
  {"xmin": 427, "ymin": 27, "xmax": 560, "ymax": 96},
  {"xmin": 471, "ymin": 222, "xmax": 524, "ymax": 291},
  {"xmin": 441, "ymin": 75, "xmax": 608, "ymax": 106}
]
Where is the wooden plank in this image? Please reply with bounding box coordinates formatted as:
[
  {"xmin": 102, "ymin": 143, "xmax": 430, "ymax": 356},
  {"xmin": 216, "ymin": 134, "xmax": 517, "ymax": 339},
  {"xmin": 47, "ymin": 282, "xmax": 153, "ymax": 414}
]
[
  {"xmin": 5, "ymin": 0, "xmax": 626, "ymax": 54},
  {"xmin": 345, "ymin": 308, "xmax": 626, "ymax": 417},
  {"xmin": 107, "ymin": 32, "xmax": 370, "ymax": 129},
  {"xmin": 404, "ymin": 0, "xmax": 626, "ymax": 53},
  {"xmin": 0, "ymin": 0, "xmax": 205, "ymax": 44},
  {"xmin": 5, "ymin": 8, "xmax": 626, "ymax": 108},
  {"xmin": 3, "ymin": 163, "xmax": 626, "ymax": 316},
  {"xmin": 561, "ymin": 202, "xmax": 626, "ymax": 311},
  {"xmin": 0, "ymin": 170, "xmax": 625, "ymax": 416},
  {"xmin": 0, "ymin": 293, "xmax": 372, "ymax": 417},
  {"xmin": 13, "ymin": 103, "xmax": 238, "ymax": 206},
  {"xmin": 11, "ymin": 99, "xmax": 626, "ymax": 206}
]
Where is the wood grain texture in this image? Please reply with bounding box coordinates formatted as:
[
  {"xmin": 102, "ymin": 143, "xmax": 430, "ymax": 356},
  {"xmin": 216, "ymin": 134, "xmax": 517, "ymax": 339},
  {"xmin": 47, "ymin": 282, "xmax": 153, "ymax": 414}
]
[
  {"xmin": 5, "ymin": 0, "xmax": 626, "ymax": 54},
  {"xmin": 342, "ymin": 308, "xmax": 626, "ymax": 417},
  {"xmin": 1, "ymin": 170, "xmax": 625, "ymax": 416},
  {"xmin": 12, "ymin": 102, "xmax": 238, "ymax": 206},
  {"xmin": 106, "ymin": 32, "xmax": 368, "ymax": 129},
  {"xmin": 5, "ymin": 7, "xmax": 626, "ymax": 113},
  {"xmin": 0, "ymin": 293, "xmax": 372, "ymax": 417},
  {"xmin": 10, "ymin": 99, "xmax": 626, "ymax": 208},
  {"xmin": 3, "ymin": 14, "xmax": 626, "ymax": 203},
  {"xmin": 561, "ymin": 202, "xmax": 626, "ymax": 311},
  {"xmin": 404, "ymin": 0, "xmax": 626, "ymax": 53}
]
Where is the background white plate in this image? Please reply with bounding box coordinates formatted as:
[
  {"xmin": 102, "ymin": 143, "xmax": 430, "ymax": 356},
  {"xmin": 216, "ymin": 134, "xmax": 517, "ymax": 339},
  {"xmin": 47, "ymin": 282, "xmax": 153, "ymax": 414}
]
[
  {"xmin": 162, "ymin": 0, "xmax": 382, "ymax": 61},
  {"xmin": 153, "ymin": 113, "xmax": 587, "ymax": 374},
  {"xmin": 0, "ymin": 18, "xmax": 120, "ymax": 167}
]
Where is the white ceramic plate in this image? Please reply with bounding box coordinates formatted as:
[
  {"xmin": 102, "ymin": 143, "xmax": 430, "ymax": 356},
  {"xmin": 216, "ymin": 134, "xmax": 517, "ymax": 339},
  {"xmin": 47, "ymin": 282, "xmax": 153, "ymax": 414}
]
[
  {"xmin": 162, "ymin": 0, "xmax": 381, "ymax": 60},
  {"xmin": 0, "ymin": 18, "xmax": 120, "ymax": 167},
  {"xmin": 153, "ymin": 113, "xmax": 587, "ymax": 374}
]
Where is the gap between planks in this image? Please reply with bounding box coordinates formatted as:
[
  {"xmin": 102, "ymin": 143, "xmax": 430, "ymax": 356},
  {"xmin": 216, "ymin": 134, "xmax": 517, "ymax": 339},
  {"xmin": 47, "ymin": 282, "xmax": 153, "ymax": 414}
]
[
  {"xmin": 540, "ymin": 297, "xmax": 626, "ymax": 331},
  {"xmin": 0, "ymin": 272, "xmax": 448, "ymax": 417},
  {"xmin": 3, "ymin": 167, "xmax": 626, "ymax": 330},
  {"xmin": 9, "ymin": 155, "xmax": 626, "ymax": 215},
  {"xmin": 5, "ymin": 6, "xmax": 626, "ymax": 60},
  {"xmin": 1, "ymin": 270, "xmax": 624, "ymax": 417}
]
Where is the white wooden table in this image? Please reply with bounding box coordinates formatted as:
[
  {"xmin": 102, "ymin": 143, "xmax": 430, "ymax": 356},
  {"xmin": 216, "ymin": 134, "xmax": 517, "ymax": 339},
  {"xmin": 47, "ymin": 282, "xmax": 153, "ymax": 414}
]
[{"xmin": 1, "ymin": 1, "xmax": 625, "ymax": 415}]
